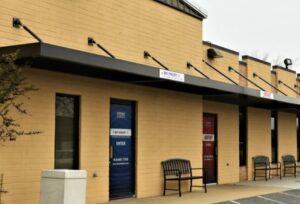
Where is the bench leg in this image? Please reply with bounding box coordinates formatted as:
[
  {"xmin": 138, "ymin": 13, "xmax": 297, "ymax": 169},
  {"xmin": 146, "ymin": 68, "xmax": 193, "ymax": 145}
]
[
  {"xmin": 254, "ymin": 170, "xmax": 256, "ymax": 181},
  {"xmin": 163, "ymin": 179, "xmax": 166, "ymax": 196},
  {"xmin": 190, "ymin": 179, "xmax": 192, "ymax": 192},
  {"xmin": 178, "ymin": 179, "xmax": 182, "ymax": 197}
]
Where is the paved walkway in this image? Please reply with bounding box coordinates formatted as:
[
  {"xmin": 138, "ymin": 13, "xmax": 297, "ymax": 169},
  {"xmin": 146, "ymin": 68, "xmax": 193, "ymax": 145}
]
[
  {"xmin": 239, "ymin": 177, "xmax": 300, "ymax": 189},
  {"xmin": 108, "ymin": 177, "xmax": 300, "ymax": 204},
  {"xmin": 109, "ymin": 184, "xmax": 286, "ymax": 204}
]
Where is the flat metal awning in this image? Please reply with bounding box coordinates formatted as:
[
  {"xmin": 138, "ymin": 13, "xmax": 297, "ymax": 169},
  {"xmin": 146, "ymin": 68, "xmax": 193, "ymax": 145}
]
[{"xmin": 1, "ymin": 42, "xmax": 300, "ymax": 113}]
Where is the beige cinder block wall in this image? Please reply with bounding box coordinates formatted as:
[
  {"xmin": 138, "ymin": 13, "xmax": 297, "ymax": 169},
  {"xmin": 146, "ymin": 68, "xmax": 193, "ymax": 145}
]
[
  {"xmin": 247, "ymin": 107, "xmax": 271, "ymax": 180},
  {"xmin": 239, "ymin": 61, "xmax": 247, "ymax": 87},
  {"xmin": 242, "ymin": 56, "xmax": 272, "ymax": 92},
  {"xmin": 202, "ymin": 42, "xmax": 239, "ymax": 84},
  {"xmin": 273, "ymin": 66, "xmax": 297, "ymax": 98},
  {"xmin": 277, "ymin": 112, "xmax": 297, "ymax": 162},
  {"xmin": 297, "ymin": 76, "xmax": 300, "ymax": 98},
  {"xmin": 0, "ymin": 68, "xmax": 203, "ymax": 204},
  {"xmin": 0, "ymin": 0, "xmax": 203, "ymax": 76},
  {"xmin": 203, "ymin": 101, "xmax": 239, "ymax": 184},
  {"xmin": 271, "ymin": 71, "xmax": 278, "ymax": 94}
]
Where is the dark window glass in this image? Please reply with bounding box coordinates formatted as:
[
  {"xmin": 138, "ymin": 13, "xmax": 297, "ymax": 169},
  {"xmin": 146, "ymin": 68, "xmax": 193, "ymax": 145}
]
[
  {"xmin": 239, "ymin": 107, "xmax": 247, "ymax": 166},
  {"xmin": 271, "ymin": 112, "xmax": 278, "ymax": 164},
  {"xmin": 55, "ymin": 94, "xmax": 79, "ymax": 169}
]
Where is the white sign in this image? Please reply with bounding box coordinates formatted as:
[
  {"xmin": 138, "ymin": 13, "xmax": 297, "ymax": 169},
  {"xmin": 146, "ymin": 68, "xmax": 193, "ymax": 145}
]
[
  {"xmin": 110, "ymin": 129, "xmax": 132, "ymax": 137},
  {"xmin": 159, "ymin": 69, "xmax": 185, "ymax": 82},
  {"xmin": 203, "ymin": 134, "xmax": 215, "ymax": 142},
  {"xmin": 260, "ymin": 91, "xmax": 274, "ymax": 99}
]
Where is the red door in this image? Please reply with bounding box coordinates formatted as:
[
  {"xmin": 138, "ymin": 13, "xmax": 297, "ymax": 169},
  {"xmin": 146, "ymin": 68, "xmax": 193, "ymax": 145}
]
[{"xmin": 203, "ymin": 114, "xmax": 217, "ymax": 183}]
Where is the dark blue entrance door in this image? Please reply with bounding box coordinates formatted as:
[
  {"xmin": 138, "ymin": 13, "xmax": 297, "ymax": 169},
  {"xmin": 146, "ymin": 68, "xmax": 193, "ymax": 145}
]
[{"xmin": 109, "ymin": 101, "xmax": 135, "ymax": 199}]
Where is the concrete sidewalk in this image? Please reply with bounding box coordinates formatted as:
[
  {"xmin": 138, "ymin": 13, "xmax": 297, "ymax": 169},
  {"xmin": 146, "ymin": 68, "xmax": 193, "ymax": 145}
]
[
  {"xmin": 239, "ymin": 176, "xmax": 300, "ymax": 189},
  {"xmin": 109, "ymin": 184, "xmax": 287, "ymax": 204}
]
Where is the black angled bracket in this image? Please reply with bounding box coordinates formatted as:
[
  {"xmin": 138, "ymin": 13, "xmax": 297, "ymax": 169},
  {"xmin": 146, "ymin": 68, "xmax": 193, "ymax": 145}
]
[
  {"xmin": 12, "ymin": 17, "xmax": 42, "ymax": 42},
  {"xmin": 187, "ymin": 62, "xmax": 210, "ymax": 79},
  {"xmin": 202, "ymin": 60, "xmax": 239, "ymax": 86},
  {"xmin": 253, "ymin": 73, "xmax": 287, "ymax": 96},
  {"xmin": 88, "ymin": 37, "xmax": 116, "ymax": 59},
  {"xmin": 144, "ymin": 51, "xmax": 169, "ymax": 70},
  {"xmin": 278, "ymin": 80, "xmax": 300, "ymax": 96},
  {"xmin": 228, "ymin": 66, "xmax": 265, "ymax": 91}
]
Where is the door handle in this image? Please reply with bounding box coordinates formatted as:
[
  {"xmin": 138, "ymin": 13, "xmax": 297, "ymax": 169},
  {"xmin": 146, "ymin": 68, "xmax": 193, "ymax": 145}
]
[{"xmin": 110, "ymin": 145, "xmax": 113, "ymax": 160}]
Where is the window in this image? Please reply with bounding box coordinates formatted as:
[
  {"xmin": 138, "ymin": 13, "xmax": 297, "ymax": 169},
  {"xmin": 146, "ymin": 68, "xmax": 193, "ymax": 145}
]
[
  {"xmin": 271, "ymin": 112, "xmax": 278, "ymax": 164},
  {"xmin": 55, "ymin": 94, "xmax": 80, "ymax": 169},
  {"xmin": 239, "ymin": 107, "xmax": 247, "ymax": 166}
]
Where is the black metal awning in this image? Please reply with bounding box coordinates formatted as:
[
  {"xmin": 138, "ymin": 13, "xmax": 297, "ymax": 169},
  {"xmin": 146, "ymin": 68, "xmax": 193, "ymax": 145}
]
[{"xmin": 1, "ymin": 42, "xmax": 300, "ymax": 113}]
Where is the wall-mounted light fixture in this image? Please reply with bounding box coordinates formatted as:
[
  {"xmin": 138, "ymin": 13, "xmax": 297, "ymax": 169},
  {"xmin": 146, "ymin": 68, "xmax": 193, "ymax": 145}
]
[
  {"xmin": 87, "ymin": 37, "xmax": 115, "ymax": 59},
  {"xmin": 207, "ymin": 48, "xmax": 223, "ymax": 59},
  {"xmin": 284, "ymin": 58, "xmax": 292, "ymax": 69},
  {"xmin": 12, "ymin": 17, "xmax": 42, "ymax": 42}
]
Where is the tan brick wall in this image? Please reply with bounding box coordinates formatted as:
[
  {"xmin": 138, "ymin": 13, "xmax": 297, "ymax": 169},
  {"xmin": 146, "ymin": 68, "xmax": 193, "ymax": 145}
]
[
  {"xmin": 243, "ymin": 59, "xmax": 272, "ymax": 92},
  {"xmin": 0, "ymin": 0, "xmax": 203, "ymax": 76},
  {"xmin": 297, "ymin": 78, "xmax": 300, "ymax": 98},
  {"xmin": 278, "ymin": 112, "xmax": 297, "ymax": 162},
  {"xmin": 247, "ymin": 107, "xmax": 271, "ymax": 180},
  {"xmin": 273, "ymin": 68, "xmax": 297, "ymax": 97},
  {"xmin": 239, "ymin": 62, "xmax": 247, "ymax": 87},
  {"xmin": 0, "ymin": 68, "xmax": 203, "ymax": 204},
  {"xmin": 271, "ymin": 72, "xmax": 278, "ymax": 94},
  {"xmin": 203, "ymin": 101, "xmax": 239, "ymax": 184},
  {"xmin": 202, "ymin": 44, "xmax": 239, "ymax": 84}
]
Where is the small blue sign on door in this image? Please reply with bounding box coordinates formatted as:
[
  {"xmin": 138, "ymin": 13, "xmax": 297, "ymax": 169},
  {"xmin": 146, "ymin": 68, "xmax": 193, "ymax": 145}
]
[{"xmin": 109, "ymin": 102, "xmax": 135, "ymax": 199}]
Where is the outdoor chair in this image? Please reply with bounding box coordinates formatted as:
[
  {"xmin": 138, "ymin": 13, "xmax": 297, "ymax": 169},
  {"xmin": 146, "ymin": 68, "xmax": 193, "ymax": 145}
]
[
  {"xmin": 282, "ymin": 155, "xmax": 300, "ymax": 177},
  {"xmin": 253, "ymin": 155, "xmax": 281, "ymax": 181}
]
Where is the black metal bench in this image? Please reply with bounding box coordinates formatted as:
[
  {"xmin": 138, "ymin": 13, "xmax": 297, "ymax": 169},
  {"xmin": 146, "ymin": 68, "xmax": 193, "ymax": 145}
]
[
  {"xmin": 282, "ymin": 155, "xmax": 300, "ymax": 177},
  {"xmin": 161, "ymin": 159, "xmax": 207, "ymax": 197},
  {"xmin": 253, "ymin": 155, "xmax": 281, "ymax": 181}
]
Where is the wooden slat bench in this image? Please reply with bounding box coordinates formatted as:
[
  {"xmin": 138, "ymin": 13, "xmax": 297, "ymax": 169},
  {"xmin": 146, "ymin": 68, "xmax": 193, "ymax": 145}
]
[
  {"xmin": 253, "ymin": 155, "xmax": 281, "ymax": 181},
  {"xmin": 282, "ymin": 155, "xmax": 300, "ymax": 177},
  {"xmin": 161, "ymin": 159, "xmax": 207, "ymax": 197}
]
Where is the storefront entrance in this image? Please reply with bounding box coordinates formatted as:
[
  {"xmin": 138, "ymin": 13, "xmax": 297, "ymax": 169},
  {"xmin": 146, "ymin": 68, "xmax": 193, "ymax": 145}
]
[
  {"xmin": 203, "ymin": 113, "xmax": 218, "ymax": 183},
  {"xmin": 109, "ymin": 99, "xmax": 135, "ymax": 199}
]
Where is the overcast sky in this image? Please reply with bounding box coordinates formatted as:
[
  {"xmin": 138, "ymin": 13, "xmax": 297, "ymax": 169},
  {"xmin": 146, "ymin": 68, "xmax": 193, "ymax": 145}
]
[{"xmin": 189, "ymin": 0, "xmax": 300, "ymax": 71}]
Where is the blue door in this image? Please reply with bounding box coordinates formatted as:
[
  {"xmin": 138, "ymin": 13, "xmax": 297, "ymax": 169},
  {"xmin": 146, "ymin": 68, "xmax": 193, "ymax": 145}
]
[{"xmin": 109, "ymin": 101, "xmax": 135, "ymax": 199}]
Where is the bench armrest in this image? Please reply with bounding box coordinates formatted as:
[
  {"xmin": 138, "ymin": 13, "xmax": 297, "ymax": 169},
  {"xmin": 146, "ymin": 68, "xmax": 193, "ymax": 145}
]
[{"xmin": 191, "ymin": 168, "xmax": 204, "ymax": 170}]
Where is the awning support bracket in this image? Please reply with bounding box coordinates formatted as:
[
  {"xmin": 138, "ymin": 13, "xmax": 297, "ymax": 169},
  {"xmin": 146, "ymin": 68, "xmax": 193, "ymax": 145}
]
[
  {"xmin": 144, "ymin": 51, "xmax": 169, "ymax": 70},
  {"xmin": 12, "ymin": 17, "xmax": 42, "ymax": 42},
  {"xmin": 88, "ymin": 37, "xmax": 116, "ymax": 59},
  {"xmin": 253, "ymin": 73, "xmax": 287, "ymax": 96},
  {"xmin": 187, "ymin": 62, "xmax": 210, "ymax": 79},
  {"xmin": 278, "ymin": 80, "xmax": 300, "ymax": 96},
  {"xmin": 202, "ymin": 60, "xmax": 239, "ymax": 86},
  {"xmin": 228, "ymin": 66, "xmax": 265, "ymax": 91}
]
